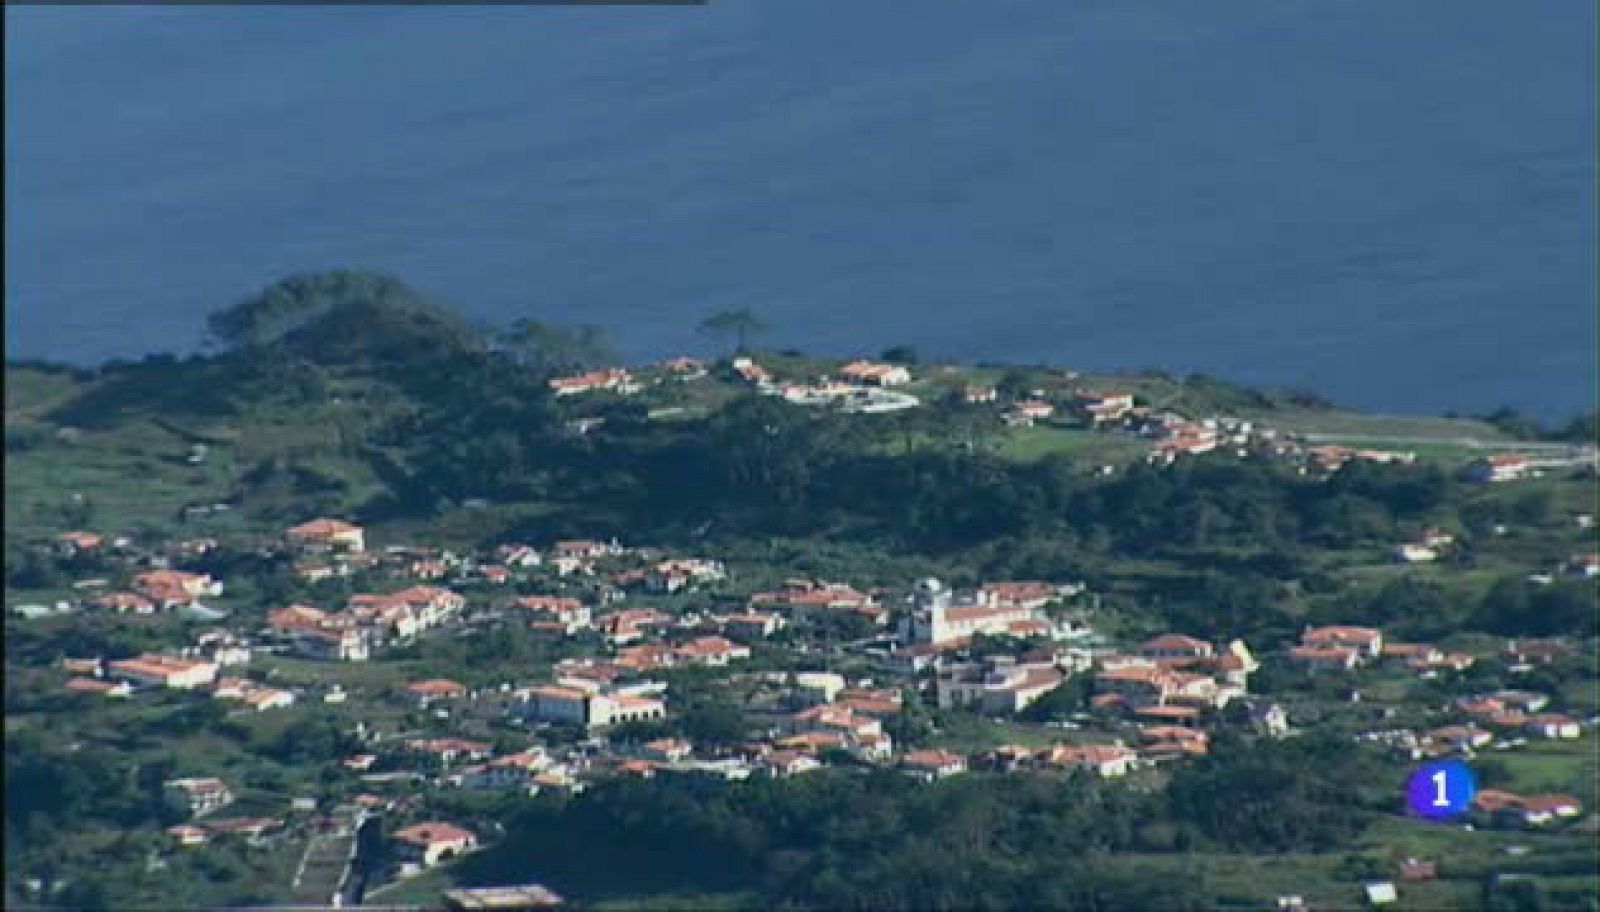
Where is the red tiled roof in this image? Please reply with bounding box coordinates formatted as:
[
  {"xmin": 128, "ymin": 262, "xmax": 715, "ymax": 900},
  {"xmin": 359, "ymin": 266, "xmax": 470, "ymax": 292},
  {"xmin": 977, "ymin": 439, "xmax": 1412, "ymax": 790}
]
[
  {"xmin": 406, "ymin": 679, "xmax": 466, "ymax": 697},
  {"xmin": 901, "ymin": 749, "xmax": 966, "ymax": 769},
  {"xmin": 393, "ymin": 821, "xmax": 476, "ymax": 846}
]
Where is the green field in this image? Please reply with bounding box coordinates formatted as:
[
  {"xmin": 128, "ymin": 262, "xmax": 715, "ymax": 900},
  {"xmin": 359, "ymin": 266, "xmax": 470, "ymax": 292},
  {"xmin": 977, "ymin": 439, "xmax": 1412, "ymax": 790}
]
[
  {"xmin": 994, "ymin": 425, "xmax": 1148, "ymax": 463},
  {"xmin": 1494, "ymin": 734, "xmax": 1599, "ymax": 803}
]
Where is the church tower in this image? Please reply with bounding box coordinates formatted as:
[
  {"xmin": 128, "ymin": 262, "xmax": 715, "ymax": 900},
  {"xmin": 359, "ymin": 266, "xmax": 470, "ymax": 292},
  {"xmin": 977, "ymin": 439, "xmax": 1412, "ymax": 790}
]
[{"xmin": 913, "ymin": 577, "xmax": 952, "ymax": 645}]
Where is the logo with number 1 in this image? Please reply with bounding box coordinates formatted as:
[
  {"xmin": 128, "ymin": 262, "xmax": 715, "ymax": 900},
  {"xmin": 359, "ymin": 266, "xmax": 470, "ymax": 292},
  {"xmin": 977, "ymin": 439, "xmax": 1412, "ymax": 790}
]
[{"xmin": 1407, "ymin": 760, "xmax": 1476, "ymax": 820}]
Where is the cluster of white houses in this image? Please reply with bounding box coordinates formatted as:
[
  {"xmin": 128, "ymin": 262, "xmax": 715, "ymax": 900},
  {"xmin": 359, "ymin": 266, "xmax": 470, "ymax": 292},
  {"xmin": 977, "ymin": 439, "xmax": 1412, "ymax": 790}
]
[{"xmin": 267, "ymin": 586, "xmax": 467, "ymax": 661}]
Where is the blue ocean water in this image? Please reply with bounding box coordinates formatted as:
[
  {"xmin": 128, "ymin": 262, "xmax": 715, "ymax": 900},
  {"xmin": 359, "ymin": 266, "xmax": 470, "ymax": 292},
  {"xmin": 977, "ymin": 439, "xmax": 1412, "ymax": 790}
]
[{"xmin": 5, "ymin": 1, "xmax": 1594, "ymax": 418}]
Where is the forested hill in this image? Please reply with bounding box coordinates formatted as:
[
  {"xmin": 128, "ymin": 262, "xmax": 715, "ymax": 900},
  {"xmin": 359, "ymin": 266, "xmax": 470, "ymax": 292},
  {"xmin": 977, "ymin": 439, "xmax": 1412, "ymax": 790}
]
[{"xmin": 7, "ymin": 271, "xmax": 1595, "ymax": 647}]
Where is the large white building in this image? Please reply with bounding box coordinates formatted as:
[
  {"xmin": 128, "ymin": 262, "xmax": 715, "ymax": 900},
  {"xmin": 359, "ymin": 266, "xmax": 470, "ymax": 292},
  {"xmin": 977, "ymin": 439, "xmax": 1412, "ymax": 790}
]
[
  {"xmin": 901, "ymin": 578, "xmax": 1062, "ymax": 647},
  {"xmin": 937, "ymin": 656, "xmax": 1065, "ymax": 714},
  {"xmin": 519, "ymin": 681, "xmax": 666, "ymax": 731}
]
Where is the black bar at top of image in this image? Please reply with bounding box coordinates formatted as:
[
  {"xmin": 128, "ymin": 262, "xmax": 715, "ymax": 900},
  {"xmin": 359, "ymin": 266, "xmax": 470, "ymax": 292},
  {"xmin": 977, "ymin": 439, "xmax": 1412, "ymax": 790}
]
[{"xmin": 4, "ymin": 0, "xmax": 707, "ymax": 6}]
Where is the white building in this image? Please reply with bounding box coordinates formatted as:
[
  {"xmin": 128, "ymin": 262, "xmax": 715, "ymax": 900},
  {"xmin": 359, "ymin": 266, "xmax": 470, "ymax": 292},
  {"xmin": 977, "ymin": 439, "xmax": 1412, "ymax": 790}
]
[{"xmin": 902, "ymin": 578, "xmax": 1055, "ymax": 647}]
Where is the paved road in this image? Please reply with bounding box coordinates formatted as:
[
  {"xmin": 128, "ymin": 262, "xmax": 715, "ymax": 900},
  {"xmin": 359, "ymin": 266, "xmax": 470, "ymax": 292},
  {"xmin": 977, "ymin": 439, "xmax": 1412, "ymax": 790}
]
[{"xmin": 1300, "ymin": 433, "xmax": 1594, "ymax": 455}]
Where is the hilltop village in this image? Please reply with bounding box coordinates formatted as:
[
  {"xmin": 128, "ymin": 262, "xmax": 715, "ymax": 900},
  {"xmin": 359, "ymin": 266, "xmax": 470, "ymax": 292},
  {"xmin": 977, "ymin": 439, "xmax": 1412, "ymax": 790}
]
[{"xmin": 5, "ymin": 327, "xmax": 1597, "ymax": 911}]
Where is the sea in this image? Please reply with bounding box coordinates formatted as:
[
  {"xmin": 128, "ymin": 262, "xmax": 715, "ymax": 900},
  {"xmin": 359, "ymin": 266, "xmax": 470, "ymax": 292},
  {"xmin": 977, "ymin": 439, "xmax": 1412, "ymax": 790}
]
[{"xmin": 5, "ymin": 0, "xmax": 1594, "ymax": 420}]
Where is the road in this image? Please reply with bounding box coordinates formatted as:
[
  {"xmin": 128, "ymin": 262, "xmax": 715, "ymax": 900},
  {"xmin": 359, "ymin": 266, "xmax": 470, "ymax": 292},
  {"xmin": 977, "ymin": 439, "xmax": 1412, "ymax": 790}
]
[{"xmin": 1299, "ymin": 433, "xmax": 1593, "ymax": 455}]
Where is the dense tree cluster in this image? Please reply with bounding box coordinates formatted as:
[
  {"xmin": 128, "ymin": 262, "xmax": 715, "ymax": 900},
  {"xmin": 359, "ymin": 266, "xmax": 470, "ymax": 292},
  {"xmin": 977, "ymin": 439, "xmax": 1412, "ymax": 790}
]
[{"xmin": 455, "ymin": 734, "xmax": 1388, "ymax": 910}]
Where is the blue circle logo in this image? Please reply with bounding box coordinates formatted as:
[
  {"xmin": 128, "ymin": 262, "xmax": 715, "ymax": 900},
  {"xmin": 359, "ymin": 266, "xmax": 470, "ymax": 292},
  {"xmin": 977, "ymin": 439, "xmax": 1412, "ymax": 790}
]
[{"xmin": 1405, "ymin": 760, "xmax": 1477, "ymax": 820}]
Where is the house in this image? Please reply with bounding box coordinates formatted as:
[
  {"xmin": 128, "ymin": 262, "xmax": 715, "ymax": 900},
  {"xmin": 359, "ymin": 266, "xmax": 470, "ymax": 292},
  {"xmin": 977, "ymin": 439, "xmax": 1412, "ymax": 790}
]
[
  {"xmin": 1472, "ymin": 789, "xmax": 1524, "ymax": 817},
  {"xmin": 596, "ymin": 609, "xmax": 665, "ymax": 645},
  {"xmin": 1462, "ymin": 454, "xmax": 1531, "ymax": 484},
  {"xmin": 613, "ymin": 643, "xmax": 677, "ymax": 672},
  {"xmin": 836, "ymin": 687, "xmax": 904, "ymax": 719},
  {"xmin": 407, "ymin": 738, "xmax": 494, "ymax": 768},
  {"xmin": 285, "ymin": 518, "xmax": 365, "ymax": 554},
  {"xmin": 202, "ymin": 817, "xmax": 282, "ymax": 844},
  {"xmin": 519, "ymin": 685, "xmax": 665, "ymax": 731},
  {"xmin": 164, "ymin": 778, "xmax": 234, "ymax": 818},
  {"xmin": 1475, "ymin": 791, "xmax": 1583, "ymax": 827},
  {"xmin": 1075, "ymin": 391, "xmax": 1135, "ymax": 424},
  {"xmin": 59, "ymin": 657, "xmax": 102, "ymax": 677},
  {"xmin": 900, "ymin": 749, "xmax": 968, "ymax": 781},
  {"xmin": 1011, "ymin": 400, "xmax": 1055, "ymax": 422},
  {"xmin": 1094, "ymin": 664, "xmax": 1178, "ymax": 708},
  {"xmin": 166, "ymin": 825, "xmax": 209, "ymax": 848},
  {"xmin": 978, "ymin": 744, "xmax": 1038, "ymax": 773},
  {"xmin": 752, "ymin": 580, "xmax": 887, "ymax": 625},
  {"xmin": 787, "ymin": 704, "xmax": 883, "ymax": 738},
  {"xmin": 662, "ymin": 356, "xmax": 707, "ymax": 378},
  {"xmin": 673, "ymin": 636, "xmax": 751, "ymax": 667},
  {"xmin": 1138, "ymin": 725, "xmax": 1209, "ymax": 757},
  {"xmin": 1525, "ymin": 714, "xmax": 1580, "ymax": 739},
  {"xmin": 55, "ymin": 531, "xmax": 104, "ymax": 556},
  {"xmin": 352, "ymin": 586, "xmax": 466, "ymax": 633},
  {"xmin": 514, "ymin": 596, "xmax": 592, "ymax": 634},
  {"xmin": 764, "ymin": 750, "xmax": 822, "ymax": 778},
  {"xmin": 1132, "ymin": 705, "xmax": 1204, "ymax": 729},
  {"xmin": 1564, "ymin": 553, "xmax": 1599, "ymax": 578},
  {"xmin": 1415, "ymin": 527, "xmax": 1455, "ymax": 549},
  {"xmin": 937, "ymin": 657, "xmax": 1064, "ymax": 714},
  {"xmin": 1493, "ymin": 690, "xmax": 1552, "ymax": 713},
  {"xmin": 903, "ymin": 577, "xmax": 1052, "ymax": 647},
  {"xmin": 1364, "ymin": 881, "xmax": 1398, "ymax": 907},
  {"xmin": 131, "ymin": 570, "xmax": 222, "ymax": 608},
  {"xmin": 1517, "ymin": 794, "xmax": 1582, "ymax": 826},
  {"xmin": 460, "ymin": 751, "xmax": 551, "ymax": 791},
  {"xmin": 793, "ymin": 672, "xmax": 847, "ymax": 705},
  {"xmin": 66, "ymin": 677, "xmax": 131, "ymax": 698},
  {"xmin": 640, "ymin": 738, "xmax": 693, "ymax": 763},
  {"xmin": 108, "ymin": 654, "xmax": 219, "ymax": 690},
  {"xmin": 722, "ymin": 611, "xmax": 785, "ymax": 640},
  {"xmin": 1289, "ymin": 646, "xmax": 1359, "ymax": 672},
  {"xmin": 549, "ymin": 368, "xmax": 637, "ymax": 397},
  {"xmin": 963, "ymin": 384, "xmax": 998, "ymax": 404},
  {"xmin": 408, "ymin": 679, "xmax": 468, "ymax": 702},
  {"xmin": 1207, "ymin": 642, "xmax": 1258, "ymax": 687},
  {"xmin": 521, "ymin": 686, "xmax": 590, "ymax": 726},
  {"xmin": 1457, "ymin": 697, "xmax": 1524, "ymax": 729},
  {"xmin": 552, "ymin": 539, "xmax": 623, "ymax": 560},
  {"xmin": 1037, "ymin": 742, "xmax": 1135, "ymax": 778},
  {"xmin": 1137, "ymin": 634, "xmax": 1214, "ymax": 662},
  {"xmin": 289, "ymin": 624, "xmax": 371, "ymax": 662},
  {"xmin": 646, "ymin": 558, "xmax": 726, "ymax": 593},
  {"xmin": 1242, "ymin": 699, "xmax": 1289, "ymax": 737},
  {"xmin": 1383, "ymin": 642, "xmax": 1442, "ymax": 665},
  {"xmin": 1301, "ymin": 626, "xmax": 1383, "ymax": 660},
  {"xmin": 838, "ymin": 360, "xmax": 912, "ymax": 387},
  {"xmin": 1501, "ymin": 639, "xmax": 1570, "ymax": 668},
  {"xmin": 392, "ymin": 821, "xmax": 479, "ymax": 868},
  {"xmin": 497, "ymin": 544, "xmax": 543, "ymax": 568},
  {"xmin": 731, "ymin": 357, "xmax": 773, "ymax": 387},
  {"xmin": 1422, "ymin": 725, "xmax": 1493, "ymax": 756},
  {"xmin": 243, "ymin": 688, "xmax": 296, "ymax": 711},
  {"xmin": 91, "ymin": 591, "xmax": 157, "ymax": 615},
  {"xmin": 980, "ymin": 580, "xmax": 1077, "ymax": 612},
  {"xmin": 1392, "ymin": 543, "xmax": 1439, "ymax": 564},
  {"xmin": 275, "ymin": 604, "xmax": 377, "ymax": 659}
]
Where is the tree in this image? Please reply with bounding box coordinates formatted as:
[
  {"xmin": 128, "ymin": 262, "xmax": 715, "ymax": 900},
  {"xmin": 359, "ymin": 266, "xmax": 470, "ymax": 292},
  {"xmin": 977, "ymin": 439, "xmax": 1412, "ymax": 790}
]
[
  {"xmin": 880, "ymin": 345, "xmax": 919, "ymax": 365},
  {"xmin": 698, "ymin": 309, "xmax": 768, "ymax": 355},
  {"xmin": 680, "ymin": 696, "xmax": 749, "ymax": 747},
  {"xmin": 498, "ymin": 319, "xmax": 616, "ymax": 373}
]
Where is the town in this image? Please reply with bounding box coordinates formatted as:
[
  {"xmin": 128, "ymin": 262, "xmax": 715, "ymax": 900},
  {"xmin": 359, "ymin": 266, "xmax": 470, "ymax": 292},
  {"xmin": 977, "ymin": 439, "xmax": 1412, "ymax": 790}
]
[{"xmin": 7, "ymin": 339, "xmax": 1596, "ymax": 911}]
